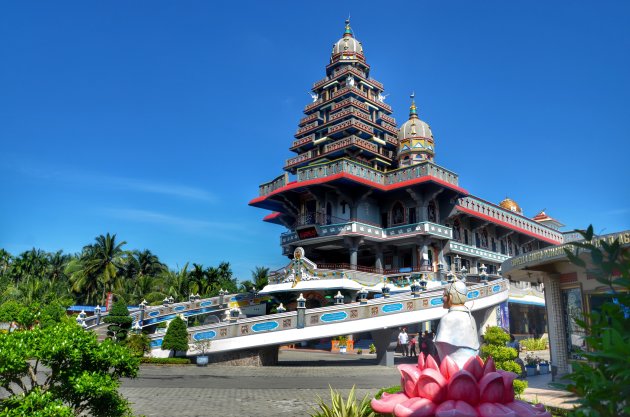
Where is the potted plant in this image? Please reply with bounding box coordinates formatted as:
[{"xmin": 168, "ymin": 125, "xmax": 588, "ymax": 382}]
[
  {"xmin": 337, "ymin": 335, "xmax": 348, "ymax": 354},
  {"xmin": 369, "ymin": 343, "xmax": 376, "ymax": 354},
  {"xmin": 193, "ymin": 339, "xmax": 211, "ymax": 366},
  {"xmin": 524, "ymin": 353, "xmax": 539, "ymax": 377},
  {"xmin": 538, "ymin": 359, "xmax": 550, "ymax": 374},
  {"xmin": 356, "ymin": 348, "xmax": 362, "ymax": 355}
]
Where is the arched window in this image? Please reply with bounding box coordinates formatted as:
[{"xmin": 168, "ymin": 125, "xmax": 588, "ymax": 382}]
[{"xmin": 391, "ymin": 202, "xmax": 405, "ymax": 225}]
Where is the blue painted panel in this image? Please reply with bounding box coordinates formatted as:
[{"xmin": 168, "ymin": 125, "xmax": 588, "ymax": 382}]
[
  {"xmin": 143, "ymin": 314, "xmax": 176, "ymax": 326},
  {"xmin": 320, "ymin": 311, "xmax": 348, "ymax": 322},
  {"xmin": 251, "ymin": 321, "xmax": 279, "ymax": 332},
  {"xmin": 492, "ymin": 285, "xmax": 501, "ymax": 293},
  {"xmin": 399, "ymin": 267, "xmax": 412, "ymax": 273},
  {"xmin": 467, "ymin": 290, "xmax": 480, "ymax": 299},
  {"xmin": 200, "ymin": 300, "xmax": 213, "ymax": 307},
  {"xmin": 150, "ymin": 339, "xmax": 163, "ymax": 348},
  {"xmin": 148, "ymin": 311, "xmax": 160, "ymax": 317},
  {"xmin": 192, "ymin": 330, "xmax": 216, "ymax": 341},
  {"xmin": 173, "ymin": 306, "xmax": 185, "ymax": 312},
  {"xmin": 430, "ymin": 298, "xmax": 443, "ymax": 306},
  {"xmin": 382, "ymin": 303, "xmax": 403, "ymax": 313}
]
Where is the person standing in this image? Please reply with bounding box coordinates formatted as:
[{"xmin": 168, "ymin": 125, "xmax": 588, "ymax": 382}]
[
  {"xmin": 408, "ymin": 333, "xmax": 418, "ymax": 357},
  {"xmin": 398, "ymin": 327, "xmax": 409, "ymax": 357}
]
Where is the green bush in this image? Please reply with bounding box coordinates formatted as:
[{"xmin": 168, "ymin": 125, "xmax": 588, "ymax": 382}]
[
  {"xmin": 125, "ymin": 333, "xmax": 151, "ymax": 357},
  {"xmin": 520, "ymin": 337, "xmax": 548, "ymax": 351},
  {"xmin": 369, "ymin": 343, "xmax": 376, "ymax": 354},
  {"xmin": 481, "ymin": 326, "xmax": 527, "ymax": 395},
  {"xmin": 139, "ymin": 357, "xmax": 191, "ymax": 365},
  {"xmin": 374, "ymin": 385, "xmax": 402, "ymax": 399},
  {"xmin": 161, "ymin": 316, "xmax": 189, "ymax": 356},
  {"xmin": 0, "ymin": 320, "xmax": 139, "ymax": 416},
  {"xmin": 103, "ymin": 300, "xmax": 132, "ymax": 342},
  {"xmin": 310, "ymin": 385, "xmax": 375, "ymax": 417}
]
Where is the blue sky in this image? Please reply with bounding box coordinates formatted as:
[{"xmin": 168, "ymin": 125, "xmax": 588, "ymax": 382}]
[{"xmin": 1, "ymin": 1, "xmax": 629, "ymax": 281}]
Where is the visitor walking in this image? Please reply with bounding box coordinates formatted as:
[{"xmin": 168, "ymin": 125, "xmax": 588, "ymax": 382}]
[{"xmin": 397, "ymin": 327, "xmax": 409, "ymax": 357}]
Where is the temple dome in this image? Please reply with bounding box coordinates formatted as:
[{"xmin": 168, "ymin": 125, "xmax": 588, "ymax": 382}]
[
  {"xmin": 398, "ymin": 95, "xmax": 433, "ymax": 142},
  {"xmin": 397, "ymin": 94, "xmax": 435, "ymax": 166},
  {"xmin": 499, "ymin": 198, "xmax": 522, "ymax": 214},
  {"xmin": 331, "ymin": 20, "xmax": 364, "ymax": 60}
]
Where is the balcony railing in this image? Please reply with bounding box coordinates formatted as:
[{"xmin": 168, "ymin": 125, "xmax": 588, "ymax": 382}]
[
  {"xmin": 458, "ymin": 196, "xmax": 563, "ymax": 243},
  {"xmin": 258, "ymin": 173, "xmax": 289, "ymax": 197}
]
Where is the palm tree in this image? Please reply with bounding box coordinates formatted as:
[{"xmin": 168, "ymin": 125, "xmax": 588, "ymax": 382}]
[
  {"xmin": 135, "ymin": 249, "xmax": 166, "ymax": 278},
  {"xmin": 161, "ymin": 263, "xmax": 190, "ymax": 302},
  {"xmin": 251, "ymin": 266, "xmax": 269, "ymax": 291},
  {"xmin": 67, "ymin": 233, "xmax": 128, "ymax": 305}
]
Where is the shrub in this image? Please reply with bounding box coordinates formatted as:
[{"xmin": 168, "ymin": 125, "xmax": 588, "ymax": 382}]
[
  {"xmin": 374, "ymin": 385, "xmax": 402, "ymax": 399},
  {"xmin": 139, "ymin": 357, "xmax": 191, "ymax": 365},
  {"xmin": 481, "ymin": 326, "xmax": 527, "ymax": 395},
  {"xmin": 310, "ymin": 385, "xmax": 375, "ymax": 417},
  {"xmin": 161, "ymin": 316, "xmax": 189, "ymax": 356},
  {"xmin": 520, "ymin": 337, "xmax": 548, "ymax": 351},
  {"xmin": 369, "ymin": 343, "xmax": 376, "ymax": 354},
  {"xmin": 103, "ymin": 300, "xmax": 132, "ymax": 342},
  {"xmin": 125, "ymin": 333, "xmax": 151, "ymax": 357},
  {"xmin": 0, "ymin": 320, "xmax": 139, "ymax": 416}
]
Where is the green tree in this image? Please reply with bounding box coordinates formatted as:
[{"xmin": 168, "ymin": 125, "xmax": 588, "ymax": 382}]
[
  {"xmin": 161, "ymin": 316, "xmax": 189, "ymax": 357},
  {"xmin": 481, "ymin": 326, "xmax": 527, "ymax": 395},
  {"xmin": 67, "ymin": 233, "xmax": 128, "ymax": 305},
  {"xmin": 251, "ymin": 266, "xmax": 269, "ymax": 290},
  {"xmin": 563, "ymin": 226, "xmax": 630, "ymax": 417},
  {"xmin": 0, "ymin": 320, "xmax": 139, "ymax": 416},
  {"xmin": 103, "ymin": 300, "xmax": 133, "ymax": 342}
]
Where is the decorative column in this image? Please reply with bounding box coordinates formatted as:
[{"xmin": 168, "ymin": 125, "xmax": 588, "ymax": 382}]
[
  {"xmin": 296, "ymin": 293, "xmax": 306, "ymax": 329},
  {"xmin": 350, "ymin": 245, "xmax": 358, "ymax": 269},
  {"xmin": 95, "ymin": 305, "xmax": 102, "ymax": 325},
  {"xmin": 375, "ymin": 246, "xmax": 384, "ymax": 272},
  {"xmin": 543, "ymin": 273, "xmax": 570, "ymax": 378}
]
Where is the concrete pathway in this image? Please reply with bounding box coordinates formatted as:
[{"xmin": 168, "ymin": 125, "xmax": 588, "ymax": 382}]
[{"xmin": 119, "ymin": 349, "xmax": 578, "ymax": 417}]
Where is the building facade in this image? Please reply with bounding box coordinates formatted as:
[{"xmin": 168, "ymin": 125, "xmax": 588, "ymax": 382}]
[{"xmin": 249, "ymin": 20, "xmax": 564, "ymax": 303}]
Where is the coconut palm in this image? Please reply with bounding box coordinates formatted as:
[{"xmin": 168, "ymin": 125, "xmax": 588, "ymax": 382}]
[
  {"xmin": 251, "ymin": 266, "xmax": 269, "ymax": 290},
  {"xmin": 67, "ymin": 233, "xmax": 128, "ymax": 305}
]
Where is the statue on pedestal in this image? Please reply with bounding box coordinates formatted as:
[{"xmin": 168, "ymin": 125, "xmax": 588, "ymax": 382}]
[{"xmin": 435, "ymin": 280, "xmax": 480, "ymax": 368}]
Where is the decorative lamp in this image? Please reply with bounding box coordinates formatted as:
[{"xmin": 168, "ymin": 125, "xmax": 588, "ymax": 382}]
[
  {"xmin": 334, "ymin": 291, "xmax": 344, "ymax": 305},
  {"xmin": 168, "ymin": 296, "xmax": 174, "ymax": 304},
  {"xmin": 460, "ymin": 266, "xmax": 468, "ymax": 282},
  {"xmin": 447, "ymin": 271, "xmax": 455, "ymax": 283},
  {"xmin": 358, "ymin": 287, "xmax": 368, "ymax": 304},
  {"xmin": 480, "ymin": 263, "xmax": 488, "ymax": 284},
  {"xmin": 297, "ymin": 293, "xmax": 306, "ymax": 309},
  {"xmin": 229, "ymin": 307, "xmax": 241, "ymax": 321},
  {"xmin": 276, "ymin": 303, "xmax": 286, "ymax": 313},
  {"xmin": 132, "ymin": 321, "xmax": 141, "ymax": 334},
  {"xmin": 411, "ymin": 280, "xmax": 420, "ymax": 297},
  {"xmin": 78, "ymin": 310, "xmax": 87, "ymax": 320},
  {"xmin": 94, "ymin": 305, "xmax": 102, "ymax": 315},
  {"xmin": 163, "ymin": 297, "xmax": 169, "ymax": 306},
  {"xmin": 454, "ymin": 254, "xmax": 461, "ymax": 272},
  {"xmin": 381, "ymin": 283, "xmax": 391, "ymax": 298}
]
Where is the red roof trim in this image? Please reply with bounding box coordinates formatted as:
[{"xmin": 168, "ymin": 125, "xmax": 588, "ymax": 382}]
[
  {"xmin": 263, "ymin": 212, "xmax": 282, "ymax": 222},
  {"xmin": 249, "ymin": 173, "xmax": 468, "ymax": 205},
  {"xmin": 456, "ymin": 205, "xmax": 561, "ymax": 245}
]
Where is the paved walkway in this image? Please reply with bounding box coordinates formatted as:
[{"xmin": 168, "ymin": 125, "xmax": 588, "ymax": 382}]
[{"xmin": 119, "ymin": 349, "xmax": 578, "ymax": 417}]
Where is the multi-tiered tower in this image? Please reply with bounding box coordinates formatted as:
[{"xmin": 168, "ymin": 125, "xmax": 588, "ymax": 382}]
[
  {"xmin": 250, "ymin": 21, "xmax": 564, "ymax": 305},
  {"xmin": 285, "ymin": 19, "xmax": 399, "ymax": 175}
]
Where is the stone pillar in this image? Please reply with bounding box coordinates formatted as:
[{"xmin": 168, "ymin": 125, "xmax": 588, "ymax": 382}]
[
  {"xmin": 543, "ymin": 274, "xmax": 570, "ymax": 377},
  {"xmin": 370, "ymin": 328, "xmax": 397, "ymax": 366},
  {"xmin": 350, "ymin": 246, "xmax": 358, "ymax": 269}
]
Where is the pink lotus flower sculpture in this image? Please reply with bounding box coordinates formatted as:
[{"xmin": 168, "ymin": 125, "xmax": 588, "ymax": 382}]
[{"xmin": 371, "ymin": 353, "xmax": 551, "ymax": 417}]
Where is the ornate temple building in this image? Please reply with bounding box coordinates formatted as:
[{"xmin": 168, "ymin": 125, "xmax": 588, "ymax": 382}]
[{"xmin": 249, "ymin": 20, "xmax": 564, "ymax": 319}]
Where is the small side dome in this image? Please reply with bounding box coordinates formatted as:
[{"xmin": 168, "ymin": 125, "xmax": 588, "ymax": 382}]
[
  {"xmin": 499, "ymin": 197, "xmax": 522, "ymax": 214},
  {"xmin": 397, "ymin": 93, "xmax": 435, "ymax": 166},
  {"xmin": 330, "ymin": 19, "xmax": 365, "ymax": 63}
]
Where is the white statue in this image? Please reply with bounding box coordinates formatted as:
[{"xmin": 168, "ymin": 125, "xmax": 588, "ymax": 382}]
[
  {"xmin": 377, "ymin": 92, "xmax": 389, "ymax": 102},
  {"xmin": 309, "ymin": 91, "xmax": 319, "ymax": 102},
  {"xmin": 346, "ymin": 75, "xmax": 355, "ymax": 87},
  {"xmin": 435, "ymin": 280, "xmax": 480, "ymax": 368}
]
